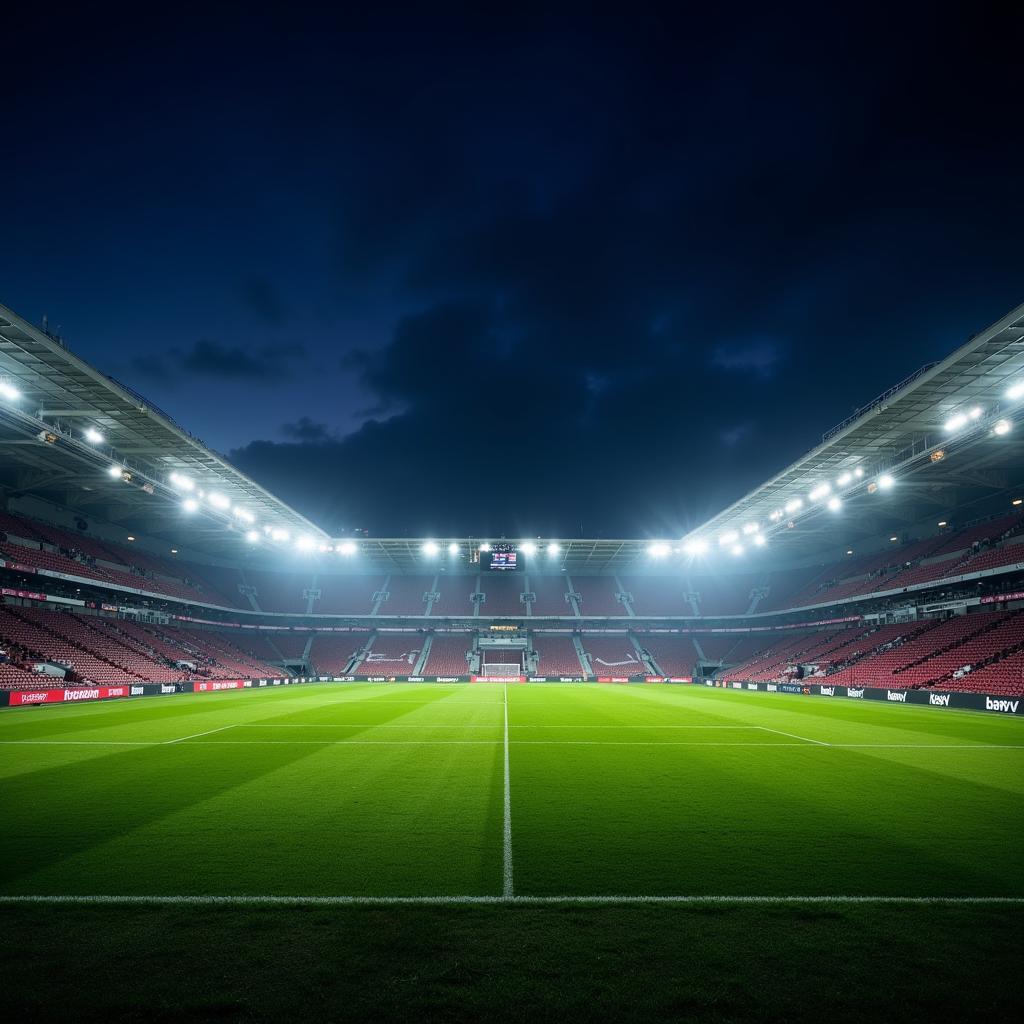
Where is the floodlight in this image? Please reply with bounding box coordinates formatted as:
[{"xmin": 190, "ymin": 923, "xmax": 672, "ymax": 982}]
[
  {"xmin": 730, "ymin": 544, "xmax": 744, "ymax": 556},
  {"xmin": 968, "ymin": 406, "xmax": 983, "ymax": 420},
  {"xmin": 836, "ymin": 472, "xmax": 852, "ymax": 486},
  {"xmin": 846, "ymin": 549, "xmax": 854, "ymax": 555},
  {"xmin": 682, "ymin": 538, "xmax": 708, "ymax": 556},
  {"xmin": 741, "ymin": 522, "xmax": 759, "ymax": 535},
  {"xmin": 993, "ymin": 419, "xmax": 1012, "ymax": 436},
  {"xmin": 854, "ymin": 466, "xmax": 864, "ymax": 478},
  {"xmin": 296, "ymin": 535, "xmax": 315, "ymax": 552},
  {"xmin": 169, "ymin": 472, "xmax": 195, "ymax": 491},
  {"xmin": 422, "ymin": 540, "xmax": 440, "ymax": 556},
  {"xmin": 718, "ymin": 530, "xmax": 739, "ymax": 546},
  {"xmin": 126, "ymin": 535, "xmax": 135, "ymax": 542},
  {"xmin": 944, "ymin": 412, "xmax": 968, "ymax": 432},
  {"xmin": 182, "ymin": 498, "xmax": 199, "ymax": 513},
  {"xmin": 753, "ymin": 534, "xmax": 767, "ymax": 547},
  {"xmin": 448, "ymin": 542, "xmax": 460, "ymax": 556},
  {"xmin": 318, "ymin": 543, "xmax": 332, "ymax": 553},
  {"xmin": 208, "ymin": 492, "xmax": 230, "ymax": 510},
  {"xmin": 520, "ymin": 541, "xmax": 537, "ymax": 556},
  {"xmin": 784, "ymin": 498, "xmax": 802, "ymax": 513},
  {"xmin": 547, "ymin": 542, "xmax": 561, "ymax": 556},
  {"xmin": 0, "ymin": 381, "xmax": 20, "ymax": 401},
  {"xmin": 107, "ymin": 464, "xmax": 123, "ymax": 478},
  {"xmin": 480, "ymin": 542, "xmax": 491, "ymax": 552},
  {"xmin": 827, "ymin": 496, "xmax": 842, "ymax": 511},
  {"xmin": 245, "ymin": 530, "xmax": 260, "ymax": 543},
  {"xmin": 1007, "ymin": 381, "xmax": 1024, "ymax": 401},
  {"xmin": 877, "ymin": 473, "xmax": 895, "ymax": 490},
  {"xmin": 768, "ymin": 509, "xmax": 783, "ymax": 522},
  {"xmin": 233, "ymin": 507, "xmax": 255, "ymax": 524},
  {"xmin": 938, "ymin": 521, "xmax": 947, "ymax": 527},
  {"xmin": 808, "ymin": 483, "xmax": 831, "ymax": 502},
  {"xmin": 338, "ymin": 540, "xmax": 357, "ymax": 555},
  {"xmin": 271, "ymin": 528, "xmax": 290, "ymax": 542},
  {"xmin": 648, "ymin": 542, "xmax": 670, "ymax": 558},
  {"xmin": 84, "ymin": 427, "xmax": 104, "ymax": 444}
]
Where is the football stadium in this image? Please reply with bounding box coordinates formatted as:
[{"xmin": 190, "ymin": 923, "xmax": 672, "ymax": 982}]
[{"xmin": 0, "ymin": 295, "xmax": 1022, "ymax": 1019}]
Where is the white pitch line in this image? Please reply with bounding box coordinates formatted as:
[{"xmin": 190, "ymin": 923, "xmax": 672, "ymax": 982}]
[
  {"xmin": 163, "ymin": 724, "xmax": 237, "ymax": 745},
  {"xmin": 503, "ymin": 682, "xmax": 513, "ymax": 899},
  {"xmin": 757, "ymin": 725, "xmax": 830, "ymax": 746},
  {"xmin": 0, "ymin": 739, "xmax": 1020, "ymax": 748},
  {"xmin": 0, "ymin": 894, "xmax": 1020, "ymax": 906}
]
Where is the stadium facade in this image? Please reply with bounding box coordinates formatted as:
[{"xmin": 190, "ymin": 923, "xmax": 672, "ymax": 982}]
[{"xmin": 1, "ymin": 300, "xmax": 1023, "ymax": 710}]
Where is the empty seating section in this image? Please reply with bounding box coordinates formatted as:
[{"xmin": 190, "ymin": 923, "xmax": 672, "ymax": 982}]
[
  {"xmin": 691, "ymin": 574, "xmax": 759, "ymax": 616},
  {"xmin": 236, "ymin": 632, "xmax": 284, "ymax": 663},
  {"xmin": 378, "ymin": 575, "xmax": 435, "ymax": 615},
  {"xmin": 572, "ymin": 577, "xmax": 624, "ymax": 616},
  {"xmin": 309, "ymin": 634, "xmax": 362, "ymax": 674},
  {"xmin": 429, "ymin": 576, "xmax": 477, "ymax": 616},
  {"xmin": 637, "ymin": 635, "xmax": 699, "ymax": 676},
  {"xmin": 355, "ymin": 634, "xmax": 423, "ymax": 676},
  {"xmin": 953, "ymin": 648, "xmax": 1024, "ymax": 695},
  {"xmin": 173, "ymin": 628, "xmax": 281, "ymax": 678},
  {"xmin": 527, "ymin": 575, "xmax": 573, "ymax": 615},
  {"xmin": 246, "ymin": 570, "xmax": 310, "ymax": 613},
  {"xmin": 619, "ymin": 576, "xmax": 690, "ymax": 616},
  {"xmin": 531, "ymin": 635, "xmax": 584, "ymax": 676},
  {"xmin": 315, "ymin": 575, "xmax": 387, "ymax": 615},
  {"xmin": 758, "ymin": 565, "xmax": 830, "ymax": 612},
  {"xmin": 693, "ymin": 633, "xmax": 744, "ymax": 663},
  {"xmin": 581, "ymin": 635, "xmax": 647, "ymax": 676},
  {"xmin": 479, "ymin": 574, "xmax": 525, "ymax": 616},
  {"xmin": 719, "ymin": 632, "xmax": 816, "ymax": 682},
  {"xmin": 182, "ymin": 564, "xmax": 249, "ymax": 608},
  {"xmin": 960, "ymin": 541, "xmax": 1024, "ymax": 574},
  {"xmin": 421, "ymin": 634, "xmax": 471, "ymax": 676},
  {"xmin": 929, "ymin": 513, "xmax": 1022, "ymax": 557},
  {"xmin": 270, "ymin": 633, "xmax": 311, "ymax": 659},
  {"xmin": 910, "ymin": 612, "xmax": 1024, "ymax": 688}
]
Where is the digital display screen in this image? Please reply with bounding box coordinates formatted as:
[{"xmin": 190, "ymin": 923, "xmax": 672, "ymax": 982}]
[{"xmin": 486, "ymin": 551, "xmax": 518, "ymax": 571}]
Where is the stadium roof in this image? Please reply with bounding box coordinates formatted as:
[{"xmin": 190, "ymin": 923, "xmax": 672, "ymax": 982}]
[{"xmin": 0, "ymin": 302, "xmax": 328, "ymax": 554}]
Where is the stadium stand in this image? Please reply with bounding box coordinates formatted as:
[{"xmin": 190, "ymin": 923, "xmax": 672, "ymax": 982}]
[
  {"xmin": 572, "ymin": 577, "xmax": 625, "ymax": 616},
  {"xmin": 636, "ymin": 634, "xmax": 700, "ymax": 676},
  {"xmin": 581, "ymin": 634, "xmax": 648, "ymax": 677},
  {"xmin": 378, "ymin": 575, "xmax": 435, "ymax": 615},
  {"xmin": 429, "ymin": 576, "xmax": 477, "ymax": 616},
  {"xmin": 353, "ymin": 634, "xmax": 423, "ymax": 676},
  {"xmin": 316, "ymin": 575, "xmax": 387, "ymax": 615},
  {"xmin": 421, "ymin": 633, "xmax": 472, "ymax": 676},
  {"xmin": 309, "ymin": 633, "xmax": 362, "ymax": 674},
  {"xmin": 527, "ymin": 574, "xmax": 573, "ymax": 616},
  {"xmin": 618, "ymin": 576, "xmax": 691, "ymax": 616},
  {"xmin": 531, "ymin": 634, "xmax": 585, "ymax": 677},
  {"xmin": 479, "ymin": 573, "xmax": 526, "ymax": 616},
  {"xmin": 246, "ymin": 569, "xmax": 311, "ymax": 614}
]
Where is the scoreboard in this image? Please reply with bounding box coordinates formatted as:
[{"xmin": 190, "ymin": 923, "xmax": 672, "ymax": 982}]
[{"xmin": 483, "ymin": 544, "xmax": 520, "ymax": 571}]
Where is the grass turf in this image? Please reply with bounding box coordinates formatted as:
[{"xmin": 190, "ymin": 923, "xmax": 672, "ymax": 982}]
[{"xmin": 0, "ymin": 682, "xmax": 1021, "ymax": 1019}]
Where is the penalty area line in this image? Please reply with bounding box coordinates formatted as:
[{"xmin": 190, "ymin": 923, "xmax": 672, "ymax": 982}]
[{"xmin": 0, "ymin": 894, "xmax": 1021, "ymax": 907}]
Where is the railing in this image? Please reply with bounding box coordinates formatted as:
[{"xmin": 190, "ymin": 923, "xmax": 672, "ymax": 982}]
[{"xmin": 822, "ymin": 361, "xmax": 939, "ymax": 441}]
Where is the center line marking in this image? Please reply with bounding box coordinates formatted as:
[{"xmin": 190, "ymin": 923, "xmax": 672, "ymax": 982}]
[{"xmin": 503, "ymin": 682, "xmax": 513, "ymax": 899}]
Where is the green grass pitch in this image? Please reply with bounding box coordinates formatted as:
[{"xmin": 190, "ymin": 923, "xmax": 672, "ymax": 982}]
[{"xmin": 1, "ymin": 682, "xmax": 1021, "ymax": 1020}]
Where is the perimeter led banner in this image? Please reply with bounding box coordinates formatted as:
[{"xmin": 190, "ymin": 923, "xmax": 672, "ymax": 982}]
[
  {"xmin": 193, "ymin": 680, "xmax": 246, "ymax": 693},
  {"xmin": 8, "ymin": 685, "xmax": 134, "ymax": 706}
]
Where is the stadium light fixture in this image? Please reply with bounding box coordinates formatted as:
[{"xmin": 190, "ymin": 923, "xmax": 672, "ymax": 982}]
[
  {"xmin": 107, "ymin": 464, "xmax": 122, "ymax": 478},
  {"xmin": 1013, "ymin": 498, "xmax": 1023, "ymax": 507},
  {"xmin": 938, "ymin": 521, "xmax": 948, "ymax": 527},
  {"xmin": 169, "ymin": 472, "xmax": 195, "ymax": 491},
  {"xmin": 969, "ymin": 406, "xmax": 983, "ymax": 420},
  {"xmin": 768, "ymin": 509, "xmax": 783, "ymax": 522},
  {"xmin": 717, "ymin": 530, "xmax": 739, "ymax": 547},
  {"xmin": 808, "ymin": 483, "xmax": 831, "ymax": 502},
  {"xmin": 338, "ymin": 540, "xmax": 357, "ymax": 556},
  {"xmin": 547, "ymin": 542, "xmax": 561, "ymax": 556},
  {"xmin": 648, "ymin": 542, "xmax": 670, "ymax": 558},
  {"xmin": 245, "ymin": 530, "xmax": 260, "ymax": 543},
  {"xmin": 877, "ymin": 473, "xmax": 895, "ymax": 490},
  {"xmin": 422, "ymin": 540, "xmax": 440, "ymax": 557},
  {"xmin": 448, "ymin": 542, "xmax": 460, "ymax": 556},
  {"xmin": 479, "ymin": 542, "xmax": 491, "ymax": 552},
  {"xmin": 296, "ymin": 535, "xmax": 315, "ymax": 552},
  {"xmin": 0, "ymin": 381, "xmax": 20, "ymax": 401},
  {"xmin": 232, "ymin": 507, "xmax": 255, "ymax": 524},
  {"xmin": 271, "ymin": 527, "xmax": 290, "ymax": 542},
  {"xmin": 208, "ymin": 492, "xmax": 231, "ymax": 511},
  {"xmin": 890, "ymin": 535, "xmax": 899, "ymax": 542},
  {"xmin": 520, "ymin": 541, "xmax": 537, "ymax": 556},
  {"xmin": 854, "ymin": 466, "xmax": 864, "ymax": 478},
  {"xmin": 126, "ymin": 535, "xmax": 135, "ymax": 542},
  {"xmin": 784, "ymin": 498, "xmax": 802, "ymax": 514},
  {"xmin": 753, "ymin": 533, "xmax": 767, "ymax": 547},
  {"xmin": 170, "ymin": 549, "xmax": 178, "ymax": 555},
  {"xmin": 836, "ymin": 471, "xmax": 852, "ymax": 487},
  {"xmin": 182, "ymin": 498, "xmax": 199, "ymax": 513},
  {"xmin": 827, "ymin": 496, "xmax": 842, "ymax": 512},
  {"xmin": 846, "ymin": 549, "xmax": 854, "ymax": 555},
  {"xmin": 84, "ymin": 427, "xmax": 104, "ymax": 444},
  {"xmin": 741, "ymin": 522, "xmax": 759, "ymax": 535},
  {"xmin": 993, "ymin": 419, "xmax": 1012, "ymax": 436},
  {"xmin": 682, "ymin": 538, "xmax": 708, "ymax": 556},
  {"xmin": 1007, "ymin": 381, "xmax": 1024, "ymax": 401},
  {"xmin": 730, "ymin": 544, "xmax": 744, "ymax": 556}
]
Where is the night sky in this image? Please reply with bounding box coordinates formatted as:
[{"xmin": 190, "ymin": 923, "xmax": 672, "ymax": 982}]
[{"xmin": 5, "ymin": 8, "xmax": 1022, "ymax": 539}]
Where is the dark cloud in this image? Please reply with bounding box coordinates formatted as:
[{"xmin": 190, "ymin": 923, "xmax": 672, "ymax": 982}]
[
  {"xmin": 280, "ymin": 417, "xmax": 332, "ymax": 442},
  {"xmin": 133, "ymin": 340, "xmax": 306, "ymax": 381}
]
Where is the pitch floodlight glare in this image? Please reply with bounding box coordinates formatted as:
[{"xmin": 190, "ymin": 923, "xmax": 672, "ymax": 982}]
[
  {"xmin": 808, "ymin": 483, "xmax": 831, "ymax": 501},
  {"xmin": 547, "ymin": 542, "xmax": 561, "ymax": 556},
  {"xmin": 182, "ymin": 498, "xmax": 199, "ymax": 513},
  {"xmin": 836, "ymin": 472, "xmax": 852, "ymax": 486},
  {"xmin": 854, "ymin": 466, "xmax": 864, "ymax": 478},
  {"xmin": 1007, "ymin": 381, "xmax": 1024, "ymax": 401},
  {"xmin": 480, "ymin": 542, "xmax": 491, "ymax": 552},
  {"xmin": 245, "ymin": 529, "xmax": 260, "ymax": 543},
  {"xmin": 784, "ymin": 498, "xmax": 802, "ymax": 513},
  {"xmin": 0, "ymin": 381, "xmax": 20, "ymax": 401},
  {"xmin": 731, "ymin": 544, "xmax": 744, "ymax": 556},
  {"xmin": 827, "ymin": 496, "xmax": 842, "ymax": 512},
  {"xmin": 232, "ymin": 507, "xmax": 256, "ymax": 524},
  {"xmin": 338, "ymin": 540, "xmax": 357, "ymax": 555},
  {"xmin": 296, "ymin": 535, "xmax": 315, "ymax": 552},
  {"xmin": 169, "ymin": 472, "xmax": 195, "ymax": 491},
  {"xmin": 208, "ymin": 492, "xmax": 230, "ymax": 510},
  {"xmin": 648, "ymin": 542, "xmax": 670, "ymax": 558},
  {"xmin": 945, "ymin": 412, "xmax": 968, "ymax": 432},
  {"xmin": 718, "ymin": 530, "xmax": 739, "ymax": 547},
  {"xmin": 742, "ymin": 522, "xmax": 759, "ymax": 535},
  {"xmin": 969, "ymin": 406, "xmax": 983, "ymax": 420},
  {"xmin": 878, "ymin": 473, "xmax": 895, "ymax": 490},
  {"xmin": 448, "ymin": 542, "xmax": 460, "ymax": 556},
  {"xmin": 993, "ymin": 419, "xmax": 1012, "ymax": 436},
  {"xmin": 683, "ymin": 538, "xmax": 708, "ymax": 556},
  {"xmin": 769, "ymin": 509, "xmax": 783, "ymax": 522},
  {"xmin": 84, "ymin": 427, "xmax": 104, "ymax": 444},
  {"xmin": 107, "ymin": 464, "xmax": 122, "ymax": 478},
  {"xmin": 520, "ymin": 541, "xmax": 537, "ymax": 556},
  {"xmin": 753, "ymin": 533, "xmax": 767, "ymax": 547},
  {"xmin": 422, "ymin": 540, "xmax": 440, "ymax": 556},
  {"xmin": 271, "ymin": 528, "xmax": 290, "ymax": 542}
]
